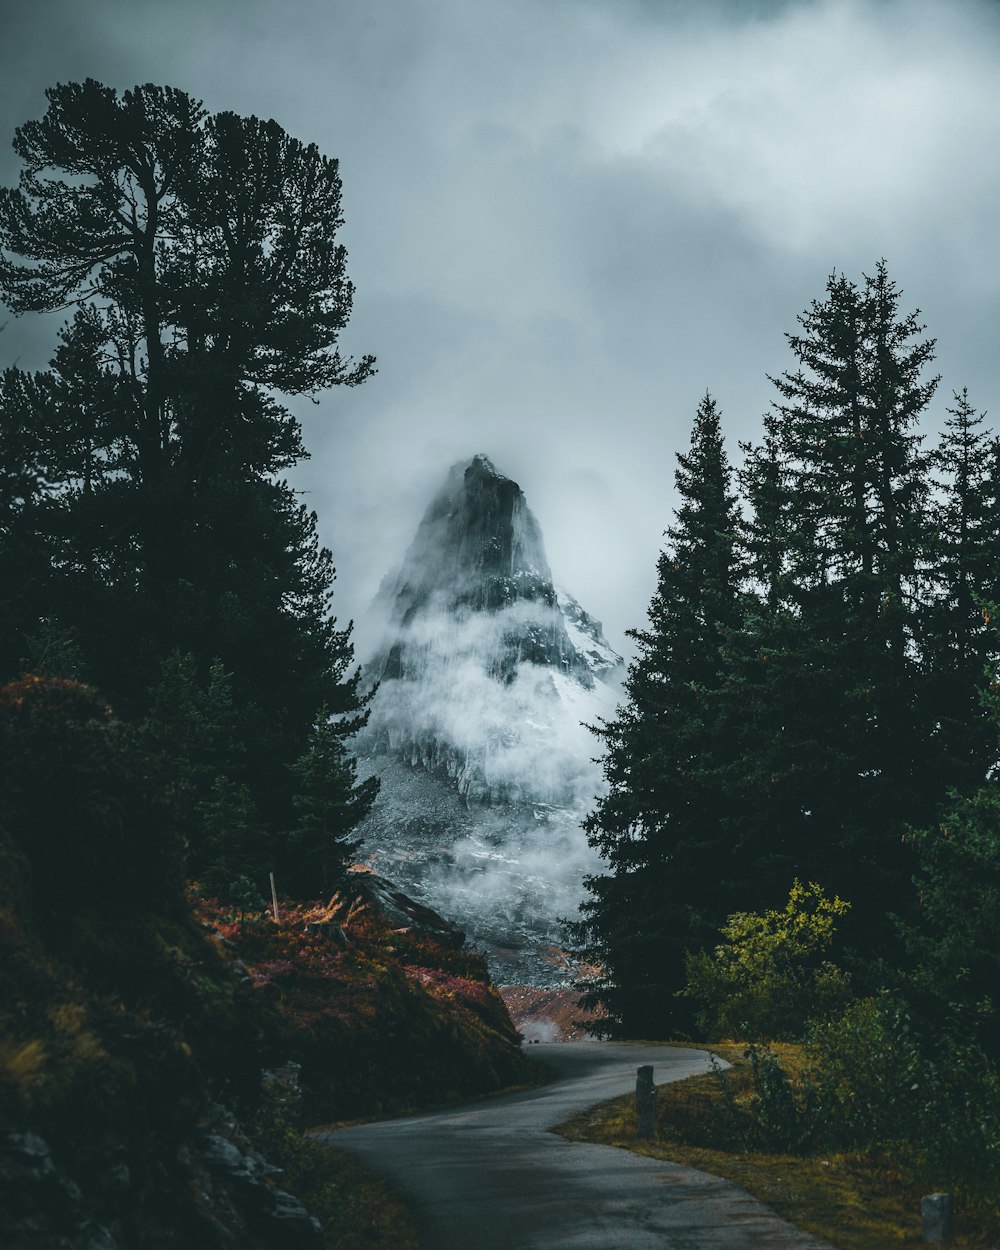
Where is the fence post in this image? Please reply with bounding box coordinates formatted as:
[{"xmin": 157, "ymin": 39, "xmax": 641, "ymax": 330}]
[
  {"xmin": 922, "ymin": 1194, "xmax": 953, "ymax": 1244},
  {"xmin": 635, "ymin": 1065, "xmax": 653, "ymax": 1112},
  {"xmin": 636, "ymin": 1065, "xmax": 656, "ymax": 1139}
]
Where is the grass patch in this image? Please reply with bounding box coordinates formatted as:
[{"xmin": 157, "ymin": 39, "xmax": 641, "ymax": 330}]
[
  {"xmin": 299, "ymin": 1143, "xmax": 420, "ymax": 1250},
  {"xmin": 253, "ymin": 1087, "xmax": 420, "ymax": 1250},
  {"xmin": 554, "ymin": 1043, "xmax": 997, "ymax": 1250}
]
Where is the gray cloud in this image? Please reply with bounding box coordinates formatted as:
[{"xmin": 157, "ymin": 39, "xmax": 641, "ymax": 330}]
[{"xmin": 2, "ymin": 0, "xmax": 999, "ymax": 657}]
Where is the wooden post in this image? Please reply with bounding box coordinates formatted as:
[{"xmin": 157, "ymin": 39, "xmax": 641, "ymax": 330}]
[{"xmin": 270, "ymin": 872, "xmax": 280, "ymax": 923}]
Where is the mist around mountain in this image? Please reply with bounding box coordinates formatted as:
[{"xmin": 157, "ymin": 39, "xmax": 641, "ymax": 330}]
[{"xmin": 354, "ymin": 455, "xmax": 623, "ymax": 982}]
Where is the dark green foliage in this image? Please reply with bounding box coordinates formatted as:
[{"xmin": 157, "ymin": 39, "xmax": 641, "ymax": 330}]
[
  {"xmin": 579, "ymin": 262, "xmax": 1000, "ymax": 1044},
  {"xmin": 279, "ymin": 711, "xmax": 379, "ymax": 898},
  {"xmin": 143, "ymin": 652, "xmax": 270, "ymax": 893},
  {"xmin": 727, "ymin": 262, "xmax": 938, "ymax": 951},
  {"xmin": 0, "ymin": 80, "xmax": 377, "ymax": 896},
  {"xmin": 694, "ymin": 1047, "xmax": 814, "ymax": 1155},
  {"xmin": 197, "ymin": 777, "xmax": 271, "ymax": 900},
  {"xmin": 804, "ymin": 995, "xmax": 924, "ymax": 1152},
  {"xmin": 742, "ymin": 1045, "xmax": 811, "ymax": 1154},
  {"xmin": 0, "ymin": 674, "xmax": 184, "ymax": 909},
  {"xmin": 901, "ymin": 750, "xmax": 1000, "ymax": 1056},
  {"xmin": 691, "ymin": 1011, "xmax": 1000, "ymax": 1209},
  {"xmin": 805, "ymin": 996, "xmax": 1000, "ymax": 1206},
  {"xmin": 570, "ymin": 393, "xmax": 743, "ymax": 1037},
  {"xmin": 145, "ymin": 653, "xmax": 246, "ymax": 797},
  {"xmin": 22, "ymin": 618, "xmax": 87, "ymax": 681},
  {"xmin": 920, "ymin": 390, "xmax": 1000, "ymax": 791}
]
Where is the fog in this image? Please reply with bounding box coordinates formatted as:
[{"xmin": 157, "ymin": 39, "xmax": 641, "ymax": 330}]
[
  {"xmin": 2, "ymin": 1, "xmax": 999, "ymax": 660},
  {"xmin": 353, "ymin": 455, "xmax": 622, "ymax": 976},
  {"xmin": 356, "ymin": 748, "xmax": 608, "ymax": 980},
  {"xmin": 364, "ymin": 597, "xmax": 620, "ymax": 805},
  {"xmin": 356, "ymin": 623, "xmax": 619, "ymax": 978}
]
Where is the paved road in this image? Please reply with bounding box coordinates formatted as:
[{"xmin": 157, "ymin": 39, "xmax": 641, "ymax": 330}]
[{"xmin": 318, "ymin": 1042, "xmax": 833, "ymax": 1250}]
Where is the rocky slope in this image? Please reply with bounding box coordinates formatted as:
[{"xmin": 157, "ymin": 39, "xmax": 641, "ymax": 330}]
[
  {"xmin": 0, "ymin": 676, "xmax": 533, "ymax": 1249},
  {"xmin": 356, "ymin": 455, "xmax": 623, "ymax": 983}
]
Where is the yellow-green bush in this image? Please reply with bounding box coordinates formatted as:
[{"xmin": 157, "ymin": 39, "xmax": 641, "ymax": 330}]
[{"xmin": 683, "ymin": 879, "xmax": 852, "ymax": 1041}]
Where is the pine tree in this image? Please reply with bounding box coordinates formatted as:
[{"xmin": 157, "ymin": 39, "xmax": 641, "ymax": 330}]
[
  {"xmin": 920, "ymin": 390, "xmax": 1000, "ymax": 791},
  {"xmin": 572, "ymin": 394, "xmax": 743, "ymax": 1037},
  {"xmin": 0, "ymin": 81, "xmax": 377, "ymax": 894},
  {"xmin": 729, "ymin": 262, "xmax": 939, "ymax": 948},
  {"xmin": 280, "ymin": 711, "xmax": 379, "ymax": 899},
  {"xmin": 574, "ymin": 265, "xmax": 997, "ymax": 1043}
]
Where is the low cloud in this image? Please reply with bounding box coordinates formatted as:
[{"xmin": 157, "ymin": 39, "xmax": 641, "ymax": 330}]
[
  {"xmin": 362, "ymin": 594, "xmax": 619, "ymax": 808},
  {"xmin": 1, "ymin": 0, "xmax": 997, "ymax": 659}
]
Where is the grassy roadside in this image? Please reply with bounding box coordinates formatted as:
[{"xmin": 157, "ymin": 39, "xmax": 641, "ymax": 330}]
[
  {"xmin": 273, "ymin": 1137, "xmax": 421, "ymax": 1250},
  {"xmin": 297, "ymin": 1060, "xmax": 555, "ymax": 1248},
  {"xmin": 253, "ymin": 1087, "xmax": 422, "ymax": 1250},
  {"xmin": 553, "ymin": 1043, "xmax": 996, "ymax": 1250}
]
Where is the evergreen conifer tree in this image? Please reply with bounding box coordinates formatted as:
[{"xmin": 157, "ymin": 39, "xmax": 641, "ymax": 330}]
[
  {"xmin": 571, "ymin": 393, "xmax": 742, "ymax": 1037},
  {"xmin": 726, "ymin": 262, "xmax": 939, "ymax": 948},
  {"xmin": 920, "ymin": 390, "xmax": 1000, "ymax": 792},
  {"xmin": 0, "ymin": 81, "xmax": 378, "ymax": 895},
  {"xmin": 280, "ymin": 711, "xmax": 379, "ymax": 898}
]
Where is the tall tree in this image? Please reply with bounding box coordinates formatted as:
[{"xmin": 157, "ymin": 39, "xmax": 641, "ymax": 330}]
[
  {"xmin": 0, "ymin": 80, "xmax": 377, "ymax": 894},
  {"xmin": 280, "ymin": 710, "xmax": 379, "ymax": 898},
  {"xmin": 576, "ymin": 265, "xmax": 953, "ymax": 1039},
  {"xmin": 0, "ymin": 82, "xmax": 372, "ymax": 473},
  {"xmin": 723, "ymin": 262, "xmax": 939, "ymax": 951},
  {"xmin": 920, "ymin": 389, "xmax": 1000, "ymax": 791},
  {"xmin": 572, "ymin": 393, "xmax": 743, "ymax": 1037}
]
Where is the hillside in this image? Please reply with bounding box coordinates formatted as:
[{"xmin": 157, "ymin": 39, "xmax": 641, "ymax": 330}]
[{"xmin": 0, "ymin": 675, "xmax": 536, "ymax": 1248}]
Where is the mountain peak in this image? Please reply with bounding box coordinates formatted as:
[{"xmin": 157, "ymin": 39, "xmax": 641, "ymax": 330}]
[
  {"xmin": 354, "ymin": 455, "xmax": 623, "ymax": 979},
  {"xmin": 362, "ymin": 454, "xmax": 622, "ymax": 804},
  {"xmin": 377, "ymin": 452, "xmax": 555, "ymax": 628},
  {"xmin": 466, "ymin": 452, "xmax": 500, "ymax": 478}
]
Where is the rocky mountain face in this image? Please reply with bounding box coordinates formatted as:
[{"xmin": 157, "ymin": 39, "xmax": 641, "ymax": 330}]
[
  {"xmin": 369, "ymin": 454, "xmax": 596, "ymax": 689},
  {"xmin": 356, "ymin": 455, "xmax": 623, "ymax": 983}
]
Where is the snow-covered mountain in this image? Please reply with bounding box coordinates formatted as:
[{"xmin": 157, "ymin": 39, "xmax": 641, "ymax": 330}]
[{"xmin": 354, "ymin": 454, "xmax": 623, "ymax": 983}]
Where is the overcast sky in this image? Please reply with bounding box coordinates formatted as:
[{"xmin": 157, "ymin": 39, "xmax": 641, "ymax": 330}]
[{"xmin": 2, "ymin": 0, "xmax": 999, "ymax": 658}]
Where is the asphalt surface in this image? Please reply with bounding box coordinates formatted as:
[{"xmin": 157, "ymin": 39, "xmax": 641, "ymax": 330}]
[{"xmin": 317, "ymin": 1041, "xmax": 833, "ymax": 1249}]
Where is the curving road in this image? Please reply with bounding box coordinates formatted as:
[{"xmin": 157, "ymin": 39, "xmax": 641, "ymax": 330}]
[{"xmin": 317, "ymin": 1042, "xmax": 833, "ymax": 1249}]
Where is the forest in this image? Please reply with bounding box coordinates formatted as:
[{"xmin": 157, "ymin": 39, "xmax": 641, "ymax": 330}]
[
  {"xmin": 0, "ymin": 81, "xmax": 534, "ymax": 1249},
  {"xmin": 2, "ymin": 75, "xmax": 999, "ymax": 1246},
  {"xmin": 572, "ymin": 262, "xmax": 1000, "ymax": 1218}
]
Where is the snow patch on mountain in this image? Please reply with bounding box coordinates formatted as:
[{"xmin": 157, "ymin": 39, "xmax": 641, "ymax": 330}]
[{"xmin": 556, "ymin": 587, "xmax": 624, "ymax": 680}]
